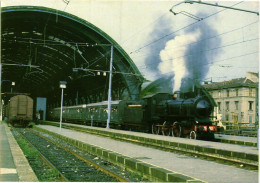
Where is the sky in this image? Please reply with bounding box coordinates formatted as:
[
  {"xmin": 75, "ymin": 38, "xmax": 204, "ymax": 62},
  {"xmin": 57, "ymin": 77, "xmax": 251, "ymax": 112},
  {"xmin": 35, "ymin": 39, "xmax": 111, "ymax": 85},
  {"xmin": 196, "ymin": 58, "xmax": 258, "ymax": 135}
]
[{"xmin": 1, "ymin": 0, "xmax": 259, "ymax": 89}]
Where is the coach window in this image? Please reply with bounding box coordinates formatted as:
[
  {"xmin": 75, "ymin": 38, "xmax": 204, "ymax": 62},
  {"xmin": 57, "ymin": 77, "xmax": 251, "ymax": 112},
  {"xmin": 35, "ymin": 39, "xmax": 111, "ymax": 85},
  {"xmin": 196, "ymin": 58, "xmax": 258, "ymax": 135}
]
[{"xmin": 153, "ymin": 99, "xmax": 156, "ymax": 105}]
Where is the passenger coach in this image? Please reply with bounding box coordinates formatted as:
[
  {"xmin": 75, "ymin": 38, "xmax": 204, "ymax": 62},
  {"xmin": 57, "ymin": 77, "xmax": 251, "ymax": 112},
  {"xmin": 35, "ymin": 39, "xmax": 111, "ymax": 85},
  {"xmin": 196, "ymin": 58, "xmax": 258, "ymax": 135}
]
[{"xmin": 48, "ymin": 100, "xmax": 144, "ymax": 129}]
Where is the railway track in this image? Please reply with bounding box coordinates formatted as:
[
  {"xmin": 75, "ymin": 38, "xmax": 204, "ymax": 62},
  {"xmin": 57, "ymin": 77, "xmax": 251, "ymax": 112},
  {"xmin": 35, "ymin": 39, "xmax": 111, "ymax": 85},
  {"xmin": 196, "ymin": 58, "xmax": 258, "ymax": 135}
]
[
  {"xmin": 13, "ymin": 128, "xmax": 131, "ymax": 182},
  {"xmin": 41, "ymin": 121, "xmax": 257, "ymax": 147},
  {"xmin": 39, "ymin": 121, "xmax": 258, "ymax": 170}
]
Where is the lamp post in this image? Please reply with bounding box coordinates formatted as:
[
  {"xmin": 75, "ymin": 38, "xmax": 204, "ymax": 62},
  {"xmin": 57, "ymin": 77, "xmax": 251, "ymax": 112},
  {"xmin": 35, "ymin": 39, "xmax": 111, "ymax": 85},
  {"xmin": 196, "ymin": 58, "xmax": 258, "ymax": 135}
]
[
  {"xmin": 71, "ymin": 44, "xmax": 114, "ymax": 129},
  {"xmin": 59, "ymin": 81, "xmax": 67, "ymax": 131},
  {"xmin": 11, "ymin": 82, "xmax": 15, "ymax": 93},
  {"xmin": 0, "ymin": 64, "xmax": 2, "ymax": 121}
]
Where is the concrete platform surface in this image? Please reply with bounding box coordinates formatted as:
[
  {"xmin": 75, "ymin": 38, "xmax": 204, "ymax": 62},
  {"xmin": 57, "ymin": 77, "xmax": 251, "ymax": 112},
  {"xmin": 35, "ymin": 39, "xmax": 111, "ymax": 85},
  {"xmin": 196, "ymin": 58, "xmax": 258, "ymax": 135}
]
[
  {"xmin": 0, "ymin": 122, "xmax": 38, "ymax": 182},
  {"xmin": 0, "ymin": 123, "xmax": 19, "ymax": 182},
  {"xmin": 38, "ymin": 125, "xmax": 258, "ymax": 183},
  {"xmin": 214, "ymin": 133, "xmax": 257, "ymax": 143},
  {"xmin": 54, "ymin": 122, "xmax": 258, "ymax": 155}
]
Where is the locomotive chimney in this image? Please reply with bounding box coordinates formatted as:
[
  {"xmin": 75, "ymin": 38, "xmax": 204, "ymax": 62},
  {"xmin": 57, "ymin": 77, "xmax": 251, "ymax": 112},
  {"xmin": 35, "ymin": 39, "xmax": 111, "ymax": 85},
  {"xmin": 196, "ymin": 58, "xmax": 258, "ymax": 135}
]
[{"xmin": 173, "ymin": 91, "xmax": 181, "ymax": 100}]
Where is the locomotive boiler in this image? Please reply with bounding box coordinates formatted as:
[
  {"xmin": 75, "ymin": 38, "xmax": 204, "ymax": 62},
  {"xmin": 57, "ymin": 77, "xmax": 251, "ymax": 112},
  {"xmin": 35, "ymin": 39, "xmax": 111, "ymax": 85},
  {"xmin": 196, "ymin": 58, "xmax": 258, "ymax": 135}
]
[
  {"xmin": 48, "ymin": 87, "xmax": 220, "ymax": 139},
  {"xmin": 146, "ymin": 91, "xmax": 218, "ymax": 139}
]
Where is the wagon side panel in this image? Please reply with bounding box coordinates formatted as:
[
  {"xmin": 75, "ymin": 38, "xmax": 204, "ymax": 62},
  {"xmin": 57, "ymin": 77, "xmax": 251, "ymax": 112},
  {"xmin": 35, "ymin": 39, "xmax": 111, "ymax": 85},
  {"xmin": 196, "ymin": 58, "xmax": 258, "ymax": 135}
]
[
  {"xmin": 27, "ymin": 97, "xmax": 34, "ymax": 121},
  {"xmin": 9, "ymin": 96, "xmax": 18, "ymax": 121}
]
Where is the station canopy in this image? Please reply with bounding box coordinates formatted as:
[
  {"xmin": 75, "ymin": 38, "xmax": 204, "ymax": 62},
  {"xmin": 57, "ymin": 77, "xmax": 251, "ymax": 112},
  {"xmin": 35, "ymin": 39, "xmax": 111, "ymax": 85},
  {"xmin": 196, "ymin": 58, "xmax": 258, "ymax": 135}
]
[{"xmin": 1, "ymin": 6, "xmax": 144, "ymax": 107}]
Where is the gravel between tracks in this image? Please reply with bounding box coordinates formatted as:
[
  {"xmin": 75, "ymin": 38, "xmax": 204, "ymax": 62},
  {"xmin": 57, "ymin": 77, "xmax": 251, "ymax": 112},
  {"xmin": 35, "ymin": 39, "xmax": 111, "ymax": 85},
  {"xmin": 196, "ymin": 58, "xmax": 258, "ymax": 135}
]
[{"xmin": 15, "ymin": 128, "xmax": 149, "ymax": 182}]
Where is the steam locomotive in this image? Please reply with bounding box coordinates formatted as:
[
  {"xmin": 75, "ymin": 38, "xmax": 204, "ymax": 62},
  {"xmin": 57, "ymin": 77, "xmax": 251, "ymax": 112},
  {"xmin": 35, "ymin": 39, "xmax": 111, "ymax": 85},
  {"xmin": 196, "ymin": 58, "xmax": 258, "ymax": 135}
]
[{"xmin": 48, "ymin": 86, "xmax": 221, "ymax": 139}]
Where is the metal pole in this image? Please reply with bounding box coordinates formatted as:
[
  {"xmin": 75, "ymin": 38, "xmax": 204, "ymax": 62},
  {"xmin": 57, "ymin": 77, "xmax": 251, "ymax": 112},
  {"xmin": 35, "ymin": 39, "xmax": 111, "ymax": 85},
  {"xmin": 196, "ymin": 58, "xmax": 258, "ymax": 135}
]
[
  {"xmin": 0, "ymin": 1, "xmax": 2, "ymax": 122},
  {"xmin": 60, "ymin": 88, "xmax": 64, "ymax": 131},
  {"xmin": 106, "ymin": 45, "xmax": 113, "ymax": 128},
  {"xmin": 0, "ymin": 64, "xmax": 2, "ymax": 121}
]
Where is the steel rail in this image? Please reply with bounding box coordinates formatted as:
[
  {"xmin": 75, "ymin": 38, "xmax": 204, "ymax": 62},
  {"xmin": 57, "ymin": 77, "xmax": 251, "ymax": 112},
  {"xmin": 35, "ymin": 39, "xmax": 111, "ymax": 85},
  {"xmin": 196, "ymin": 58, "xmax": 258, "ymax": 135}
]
[
  {"xmin": 40, "ymin": 121, "xmax": 258, "ymax": 170},
  {"xmin": 27, "ymin": 128, "xmax": 130, "ymax": 182},
  {"xmin": 14, "ymin": 128, "xmax": 69, "ymax": 182}
]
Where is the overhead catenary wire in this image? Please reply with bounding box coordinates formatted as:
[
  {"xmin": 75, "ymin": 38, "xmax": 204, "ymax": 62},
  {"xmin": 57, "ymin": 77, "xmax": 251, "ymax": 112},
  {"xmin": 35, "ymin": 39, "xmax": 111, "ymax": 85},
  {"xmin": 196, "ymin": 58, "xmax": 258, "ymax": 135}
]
[
  {"xmin": 120, "ymin": 11, "xmax": 169, "ymax": 47},
  {"xmin": 129, "ymin": 20, "xmax": 258, "ymax": 59},
  {"xmin": 129, "ymin": 1, "xmax": 244, "ymax": 54},
  {"xmin": 138, "ymin": 50, "xmax": 258, "ymax": 78},
  {"xmin": 4, "ymin": 17, "xmax": 257, "ymax": 58},
  {"xmin": 135, "ymin": 37, "xmax": 259, "ymax": 70},
  {"xmin": 184, "ymin": 0, "xmax": 259, "ymax": 15},
  {"xmin": 3, "ymin": 18, "xmax": 257, "ymax": 73}
]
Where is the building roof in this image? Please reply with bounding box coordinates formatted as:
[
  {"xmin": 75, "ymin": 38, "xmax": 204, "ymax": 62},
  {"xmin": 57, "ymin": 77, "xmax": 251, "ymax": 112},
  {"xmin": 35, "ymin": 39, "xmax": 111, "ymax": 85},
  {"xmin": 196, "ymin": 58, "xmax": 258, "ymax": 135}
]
[
  {"xmin": 203, "ymin": 77, "xmax": 258, "ymax": 90},
  {"xmin": 1, "ymin": 6, "xmax": 144, "ymax": 105},
  {"xmin": 248, "ymin": 72, "xmax": 259, "ymax": 77}
]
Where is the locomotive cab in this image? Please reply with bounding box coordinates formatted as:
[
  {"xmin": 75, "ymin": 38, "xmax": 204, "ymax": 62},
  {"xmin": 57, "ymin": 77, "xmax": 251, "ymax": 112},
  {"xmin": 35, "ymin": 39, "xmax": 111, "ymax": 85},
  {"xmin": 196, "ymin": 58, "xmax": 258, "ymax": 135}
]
[{"xmin": 142, "ymin": 93, "xmax": 172, "ymax": 123}]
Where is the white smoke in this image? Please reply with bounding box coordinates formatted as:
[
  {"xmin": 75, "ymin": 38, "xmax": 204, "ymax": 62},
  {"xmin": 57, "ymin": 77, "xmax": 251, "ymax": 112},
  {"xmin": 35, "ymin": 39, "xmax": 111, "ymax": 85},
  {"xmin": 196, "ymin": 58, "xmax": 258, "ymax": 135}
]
[{"xmin": 159, "ymin": 30, "xmax": 201, "ymax": 92}]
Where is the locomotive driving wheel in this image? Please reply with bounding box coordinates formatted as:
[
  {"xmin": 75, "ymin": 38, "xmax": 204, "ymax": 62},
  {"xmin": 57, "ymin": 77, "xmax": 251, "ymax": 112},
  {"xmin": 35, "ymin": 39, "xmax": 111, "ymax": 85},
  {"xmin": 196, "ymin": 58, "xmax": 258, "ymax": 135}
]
[
  {"xmin": 172, "ymin": 122, "xmax": 181, "ymax": 137},
  {"xmin": 152, "ymin": 123, "xmax": 160, "ymax": 135},
  {"xmin": 162, "ymin": 121, "xmax": 170, "ymax": 136}
]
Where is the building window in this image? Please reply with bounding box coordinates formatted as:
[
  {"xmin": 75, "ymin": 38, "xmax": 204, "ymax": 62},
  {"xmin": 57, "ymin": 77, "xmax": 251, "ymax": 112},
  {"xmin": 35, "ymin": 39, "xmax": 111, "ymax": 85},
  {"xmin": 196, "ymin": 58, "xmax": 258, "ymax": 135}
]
[
  {"xmin": 249, "ymin": 115, "xmax": 253, "ymax": 125},
  {"xmin": 217, "ymin": 102, "xmax": 221, "ymax": 111},
  {"xmin": 249, "ymin": 101, "xmax": 254, "ymax": 110},
  {"xmin": 226, "ymin": 101, "xmax": 229, "ymax": 111},
  {"xmin": 249, "ymin": 88, "xmax": 252, "ymax": 97},
  {"xmin": 236, "ymin": 89, "xmax": 239, "ymax": 96},
  {"xmin": 235, "ymin": 101, "xmax": 239, "ymax": 110},
  {"xmin": 218, "ymin": 91, "xmax": 221, "ymax": 97},
  {"xmin": 227, "ymin": 90, "xmax": 229, "ymax": 97},
  {"xmin": 226, "ymin": 114, "xmax": 229, "ymax": 121}
]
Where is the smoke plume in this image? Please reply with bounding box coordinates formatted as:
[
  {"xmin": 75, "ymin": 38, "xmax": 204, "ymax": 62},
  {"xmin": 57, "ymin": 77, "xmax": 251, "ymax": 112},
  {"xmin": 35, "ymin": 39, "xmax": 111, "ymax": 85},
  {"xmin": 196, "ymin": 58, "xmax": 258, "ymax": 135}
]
[
  {"xmin": 144, "ymin": 16, "xmax": 175, "ymax": 81},
  {"xmin": 159, "ymin": 30, "xmax": 200, "ymax": 91},
  {"xmin": 159, "ymin": 17, "xmax": 222, "ymax": 92}
]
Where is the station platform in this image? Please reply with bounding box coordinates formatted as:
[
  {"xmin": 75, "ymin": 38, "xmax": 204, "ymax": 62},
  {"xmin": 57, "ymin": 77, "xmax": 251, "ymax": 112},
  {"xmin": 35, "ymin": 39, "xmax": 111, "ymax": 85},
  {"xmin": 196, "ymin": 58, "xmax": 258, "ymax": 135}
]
[
  {"xmin": 41, "ymin": 121, "xmax": 259, "ymax": 157},
  {"xmin": 214, "ymin": 133, "xmax": 257, "ymax": 147},
  {"xmin": 0, "ymin": 122, "xmax": 38, "ymax": 182},
  {"xmin": 37, "ymin": 124, "xmax": 258, "ymax": 183}
]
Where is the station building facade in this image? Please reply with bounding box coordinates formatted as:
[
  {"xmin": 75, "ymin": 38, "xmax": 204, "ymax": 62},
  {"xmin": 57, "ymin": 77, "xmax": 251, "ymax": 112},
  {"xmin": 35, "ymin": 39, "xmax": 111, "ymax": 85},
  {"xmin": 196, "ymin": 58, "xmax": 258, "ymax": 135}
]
[{"xmin": 203, "ymin": 72, "xmax": 258, "ymax": 127}]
